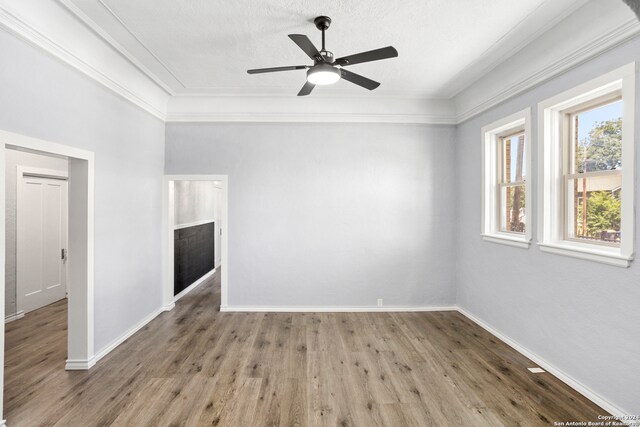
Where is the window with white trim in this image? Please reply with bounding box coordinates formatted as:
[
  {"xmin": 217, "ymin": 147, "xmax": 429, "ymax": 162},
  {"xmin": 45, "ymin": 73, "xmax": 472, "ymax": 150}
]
[
  {"xmin": 538, "ymin": 63, "xmax": 635, "ymax": 267},
  {"xmin": 481, "ymin": 108, "xmax": 532, "ymax": 248}
]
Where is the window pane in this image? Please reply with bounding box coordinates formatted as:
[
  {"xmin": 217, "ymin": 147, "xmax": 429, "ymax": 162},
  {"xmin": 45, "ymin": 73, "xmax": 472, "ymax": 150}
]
[
  {"xmin": 503, "ymin": 134, "xmax": 526, "ymax": 183},
  {"xmin": 566, "ymin": 174, "xmax": 621, "ymax": 243},
  {"xmin": 500, "ymin": 184, "xmax": 526, "ymax": 233},
  {"xmin": 573, "ymin": 100, "xmax": 622, "ymax": 173}
]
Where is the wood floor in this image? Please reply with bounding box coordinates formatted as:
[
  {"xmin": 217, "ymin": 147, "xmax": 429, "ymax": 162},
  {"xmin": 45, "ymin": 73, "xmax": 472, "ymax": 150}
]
[{"xmin": 5, "ymin": 271, "xmax": 607, "ymax": 426}]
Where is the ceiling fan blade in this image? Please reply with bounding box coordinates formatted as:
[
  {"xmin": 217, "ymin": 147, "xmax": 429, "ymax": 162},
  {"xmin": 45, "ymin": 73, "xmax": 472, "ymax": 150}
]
[
  {"xmin": 288, "ymin": 34, "xmax": 323, "ymax": 62},
  {"xmin": 247, "ymin": 65, "xmax": 308, "ymax": 74},
  {"xmin": 340, "ymin": 69, "xmax": 380, "ymax": 90},
  {"xmin": 335, "ymin": 46, "xmax": 398, "ymax": 67},
  {"xmin": 297, "ymin": 81, "xmax": 315, "ymax": 96}
]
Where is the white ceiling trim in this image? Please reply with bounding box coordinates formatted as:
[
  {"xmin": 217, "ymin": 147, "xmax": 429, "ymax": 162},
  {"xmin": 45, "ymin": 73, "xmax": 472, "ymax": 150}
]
[
  {"xmin": 58, "ymin": 0, "xmax": 176, "ymax": 95},
  {"xmin": 72, "ymin": 0, "xmax": 563, "ymax": 97},
  {"xmin": 89, "ymin": 0, "xmax": 187, "ymax": 91},
  {"xmin": 166, "ymin": 112, "xmax": 455, "ymax": 125},
  {"xmin": 454, "ymin": 0, "xmax": 640, "ymax": 124},
  {"xmin": 1, "ymin": 0, "xmax": 638, "ymax": 126},
  {"xmin": 0, "ymin": 1, "xmax": 169, "ymax": 120},
  {"xmin": 166, "ymin": 96, "xmax": 456, "ymax": 125},
  {"xmin": 442, "ymin": 0, "xmax": 590, "ymax": 99}
]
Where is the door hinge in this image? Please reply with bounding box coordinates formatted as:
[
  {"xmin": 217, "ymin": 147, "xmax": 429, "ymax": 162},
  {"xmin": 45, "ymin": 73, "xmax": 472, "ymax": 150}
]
[{"xmin": 61, "ymin": 248, "xmax": 66, "ymax": 260}]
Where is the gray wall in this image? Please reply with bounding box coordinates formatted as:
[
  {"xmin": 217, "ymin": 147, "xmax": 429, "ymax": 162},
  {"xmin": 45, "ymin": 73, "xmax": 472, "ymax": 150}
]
[
  {"xmin": 455, "ymin": 36, "xmax": 640, "ymax": 414},
  {"xmin": 0, "ymin": 29, "xmax": 165, "ymax": 352},
  {"xmin": 5, "ymin": 150, "xmax": 68, "ymax": 317},
  {"xmin": 166, "ymin": 123, "xmax": 457, "ymax": 308}
]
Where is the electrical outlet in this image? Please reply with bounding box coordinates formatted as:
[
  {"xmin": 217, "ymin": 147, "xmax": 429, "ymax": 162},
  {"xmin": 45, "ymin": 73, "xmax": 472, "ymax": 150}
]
[{"xmin": 377, "ymin": 299, "xmax": 383, "ymax": 307}]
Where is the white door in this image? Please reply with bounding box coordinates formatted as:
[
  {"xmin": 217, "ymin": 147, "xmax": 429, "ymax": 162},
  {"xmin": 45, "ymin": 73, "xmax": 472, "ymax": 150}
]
[{"xmin": 17, "ymin": 169, "xmax": 68, "ymax": 314}]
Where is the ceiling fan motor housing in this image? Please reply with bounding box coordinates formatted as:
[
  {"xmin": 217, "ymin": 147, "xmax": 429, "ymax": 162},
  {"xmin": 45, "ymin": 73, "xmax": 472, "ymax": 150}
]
[{"xmin": 320, "ymin": 50, "xmax": 334, "ymax": 63}]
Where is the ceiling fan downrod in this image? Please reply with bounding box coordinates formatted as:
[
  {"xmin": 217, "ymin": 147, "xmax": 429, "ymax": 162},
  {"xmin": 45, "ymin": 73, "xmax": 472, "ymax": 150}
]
[{"xmin": 314, "ymin": 16, "xmax": 332, "ymax": 61}]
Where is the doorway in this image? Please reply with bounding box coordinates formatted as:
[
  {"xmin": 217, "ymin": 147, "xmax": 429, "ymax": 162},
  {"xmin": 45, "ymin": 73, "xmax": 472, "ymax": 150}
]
[
  {"xmin": 162, "ymin": 175, "xmax": 228, "ymax": 311},
  {"xmin": 0, "ymin": 131, "xmax": 95, "ymax": 380},
  {"xmin": 16, "ymin": 165, "xmax": 69, "ymax": 315}
]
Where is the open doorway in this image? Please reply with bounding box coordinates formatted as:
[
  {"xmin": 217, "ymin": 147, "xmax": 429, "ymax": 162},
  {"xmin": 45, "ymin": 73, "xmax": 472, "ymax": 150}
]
[
  {"xmin": 0, "ymin": 131, "xmax": 94, "ymax": 364},
  {"xmin": 0, "ymin": 130, "xmax": 95, "ymax": 424},
  {"xmin": 162, "ymin": 175, "xmax": 228, "ymax": 312},
  {"xmin": 3, "ymin": 149, "xmax": 70, "ymax": 424}
]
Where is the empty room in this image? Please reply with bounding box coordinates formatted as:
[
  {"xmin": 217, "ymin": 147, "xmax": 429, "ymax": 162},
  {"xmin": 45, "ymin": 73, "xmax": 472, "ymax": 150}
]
[{"xmin": 0, "ymin": 0, "xmax": 639, "ymax": 426}]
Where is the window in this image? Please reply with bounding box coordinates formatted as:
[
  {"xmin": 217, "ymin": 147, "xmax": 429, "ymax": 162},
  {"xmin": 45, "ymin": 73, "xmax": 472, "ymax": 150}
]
[
  {"xmin": 566, "ymin": 100, "xmax": 622, "ymax": 244},
  {"xmin": 481, "ymin": 108, "xmax": 532, "ymax": 248},
  {"xmin": 500, "ymin": 132, "xmax": 526, "ymax": 233},
  {"xmin": 538, "ymin": 63, "xmax": 635, "ymax": 267}
]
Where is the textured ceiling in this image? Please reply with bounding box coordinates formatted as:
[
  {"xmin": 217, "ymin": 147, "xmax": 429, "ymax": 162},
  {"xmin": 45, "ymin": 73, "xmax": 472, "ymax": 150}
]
[{"xmin": 68, "ymin": 0, "xmax": 583, "ymax": 97}]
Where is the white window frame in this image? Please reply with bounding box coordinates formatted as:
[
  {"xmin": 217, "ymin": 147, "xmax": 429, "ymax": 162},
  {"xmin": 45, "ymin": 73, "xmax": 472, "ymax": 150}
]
[
  {"xmin": 481, "ymin": 108, "xmax": 532, "ymax": 248},
  {"xmin": 538, "ymin": 63, "xmax": 636, "ymax": 267}
]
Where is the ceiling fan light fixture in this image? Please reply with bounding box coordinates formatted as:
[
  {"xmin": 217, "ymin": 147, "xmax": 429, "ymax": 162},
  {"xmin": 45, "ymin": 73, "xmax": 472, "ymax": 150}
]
[
  {"xmin": 307, "ymin": 64, "xmax": 341, "ymax": 85},
  {"xmin": 246, "ymin": 16, "xmax": 397, "ymax": 95}
]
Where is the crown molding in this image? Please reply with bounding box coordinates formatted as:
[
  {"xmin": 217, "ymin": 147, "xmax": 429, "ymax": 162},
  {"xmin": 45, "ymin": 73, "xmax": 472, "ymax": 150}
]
[
  {"xmin": 166, "ymin": 112, "xmax": 455, "ymax": 125},
  {"xmin": 0, "ymin": 1, "xmax": 169, "ymax": 120},
  {"xmin": 454, "ymin": 0, "xmax": 640, "ymax": 124},
  {"xmin": 442, "ymin": 0, "xmax": 590, "ymax": 99},
  {"xmin": 166, "ymin": 95, "xmax": 457, "ymax": 125},
  {"xmin": 1, "ymin": 0, "xmax": 638, "ymax": 126},
  {"xmin": 58, "ymin": 0, "xmax": 177, "ymax": 95}
]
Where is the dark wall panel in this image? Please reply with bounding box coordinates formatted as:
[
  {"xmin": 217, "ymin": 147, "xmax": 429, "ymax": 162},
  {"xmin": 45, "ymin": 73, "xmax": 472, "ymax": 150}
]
[{"xmin": 174, "ymin": 222, "xmax": 215, "ymax": 295}]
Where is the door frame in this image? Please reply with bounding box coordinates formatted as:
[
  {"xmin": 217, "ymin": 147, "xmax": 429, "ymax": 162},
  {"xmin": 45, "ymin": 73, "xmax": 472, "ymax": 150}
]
[
  {"xmin": 162, "ymin": 175, "xmax": 229, "ymax": 310},
  {"xmin": 0, "ymin": 130, "xmax": 95, "ymax": 379},
  {"xmin": 16, "ymin": 165, "xmax": 69, "ymax": 314}
]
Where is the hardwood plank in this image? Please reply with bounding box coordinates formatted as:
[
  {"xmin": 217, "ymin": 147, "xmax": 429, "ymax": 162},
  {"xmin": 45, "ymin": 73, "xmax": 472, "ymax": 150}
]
[{"xmin": 4, "ymin": 270, "xmax": 612, "ymax": 426}]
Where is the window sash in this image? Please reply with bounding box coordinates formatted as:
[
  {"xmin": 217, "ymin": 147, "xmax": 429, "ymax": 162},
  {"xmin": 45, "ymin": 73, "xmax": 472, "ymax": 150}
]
[
  {"xmin": 562, "ymin": 98, "xmax": 623, "ymax": 248},
  {"xmin": 566, "ymin": 97, "xmax": 622, "ymax": 175},
  {"xmin": 498, "ymin": 132, "xmax": 526, "ymax": 235},
  {"xmin": 564, "ymin": 169, "xmax": 621, "ymax": 180},
  {"xmin": 498, "ymin": 132, "xmax": 526, "ymax": 184},
  {"xmin": 498, "ymin": 183, "xmax": 526, "ymax": 234},
  {"xmin": 499, "ymin": 181, "xmax": 525, "ymax": 188},
  {"xmin": 563, "ymin": 170, "xmax": 622, "ymax": 247}
]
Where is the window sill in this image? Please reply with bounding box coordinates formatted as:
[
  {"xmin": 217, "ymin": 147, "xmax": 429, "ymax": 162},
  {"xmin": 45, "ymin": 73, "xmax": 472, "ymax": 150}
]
[
  {"xmin": 482, "ymin": 234, "xmax": 531, "ymax": 249},
  {"xmin": 537, "ymin": 242, "xmax": 633, "ymax": 268}
]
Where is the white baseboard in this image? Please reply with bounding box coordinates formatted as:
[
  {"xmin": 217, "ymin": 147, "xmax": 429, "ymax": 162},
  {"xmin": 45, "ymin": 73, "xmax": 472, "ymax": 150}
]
[
  {"xmin": 65, "ymin": 270, "xmax": 213, "ymax": 371},
  {"xmin": 65, "ymin": 357, "xmax": 96, "ymax": 370},
  {"xmin": 5, "ymin": 310, "xmax": 24, "ymax": 323},
  {"xmin": 174, "ymin": 268, "xmax": 215, "ymax": 303},
  {"xmin": 220, "ymin": 305, "xmax": 458, "ymax": 313},
  {"xmin": 456, "ymin": 306, "xmax": 631, "ymax": 418},
  {"xmin": 91, "ymin": 307, "xmax": 164, "ymax": 366}
]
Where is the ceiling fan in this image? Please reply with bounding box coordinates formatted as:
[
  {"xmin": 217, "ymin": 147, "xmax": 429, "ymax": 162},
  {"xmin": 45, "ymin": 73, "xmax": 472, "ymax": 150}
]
[{"xmin": 247, "ymin": 16, "xmax": 398, "ymax": 96}]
